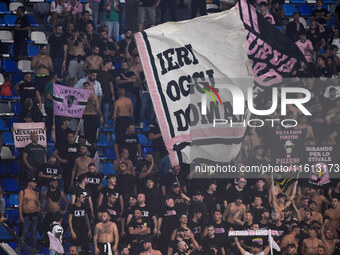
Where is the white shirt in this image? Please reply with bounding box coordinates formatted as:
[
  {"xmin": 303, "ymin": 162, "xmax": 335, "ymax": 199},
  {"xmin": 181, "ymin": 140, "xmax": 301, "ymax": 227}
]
[
  {"xmin": 51, "ymin": 221, "xmax": 64, "ymax": 243},
  {"xmin": 50, "ymin": 1, "xmax": 67, "ymax": 14}
]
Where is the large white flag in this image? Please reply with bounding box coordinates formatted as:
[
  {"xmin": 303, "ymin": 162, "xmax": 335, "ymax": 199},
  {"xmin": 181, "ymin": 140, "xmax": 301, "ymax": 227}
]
[{"xmin": 135, "ymin": 9, "xmax": 253, "ymax": 166}]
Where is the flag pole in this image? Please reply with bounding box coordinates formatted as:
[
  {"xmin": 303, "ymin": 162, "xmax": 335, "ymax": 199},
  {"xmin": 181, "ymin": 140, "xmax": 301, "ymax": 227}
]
[{"xmin": 269, "ymin": 230, "xmax": 273, "ymax": 255}]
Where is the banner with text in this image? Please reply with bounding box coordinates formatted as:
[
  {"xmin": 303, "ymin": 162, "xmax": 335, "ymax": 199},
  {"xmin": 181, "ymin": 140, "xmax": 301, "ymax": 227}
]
[
  {"xmin": 53, "ymin": 84, "xmax": 91, "ymax": 118},
  {"xmin": 13, "ymin": 122, "xmax": 46, "ymax": 148}
]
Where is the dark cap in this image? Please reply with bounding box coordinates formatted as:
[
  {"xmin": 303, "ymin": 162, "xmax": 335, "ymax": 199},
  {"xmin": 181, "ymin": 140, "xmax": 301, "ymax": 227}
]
[
  {"xmin": 171, "ymin": 182, "xmax": 179, "ymax": 188},
  {"xmin": 145, "ymin": 176, "xmax": 155, "ymax": 183},
  {"xmin": 28, "ymin": 177, "xmax": 37, "ymax": 183},
  {"xmin": 277, "ymin": 193, "xmax": 286, "ymax": 199},
  {"xmin": 50, "ymin": 176, "xmax": 59, "ymax": 182}
]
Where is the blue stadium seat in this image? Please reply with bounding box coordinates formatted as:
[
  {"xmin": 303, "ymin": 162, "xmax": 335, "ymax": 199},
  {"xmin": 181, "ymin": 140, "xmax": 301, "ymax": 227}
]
[
  {"xmin": 0, "ymin": 17, "xmax": 4, "ymax": 26},
  {"xmin": 27, "ymin": 45, "xmax": 39, "ymax": 58},
  {"xmin": 284, "ymin": 4, "xmax": 297, "ymax": 16},
  {"xmin": 102, "ymin": 119, "xmax": 114, "ymax": 131},
  {"xmin": 324, "ymin": 0, "xmax": 336, "ymax": 3},
  {"xmin": 1, "ymin": 132, "xmax": 14, "ymax": 146},
  {"xmin": 9, "ymin": 194, "xmax": 18, "ymax": 207},
  {"xmin": 6, "ymin": 117, "xmax": 19, "ymax": 129},
  {"xmin": 47, "ymin": 146, "xmax": 54, "ymax": 156},
  {"xmin": 138, "ymin": 134, "xmax": 149, "ymax": 147},
  {"xmin": 11, "ymin": 103, "xmax": 21, "ymax": 115},
  {"xmin": 1, "ymin": 59, "xmax": 19, "ymax": 73},
  {"xmin": 100, "ymin": 163, "xmax": 115, "ymax": 176},
  {"xmin": 291, "ymin": 0, "xmax": 305, "ymax": 3},
  {"xmin": 6, "ymin": 209, "xmax": 19, "ymax": 223},
  {"xmin": 11, "ymin": 72, "xmax": 24, "ymax": 85},
  {"xmin": 3, "ymin": 15, "xmax": 16, "ymax": 26},
  {"xmin": 8, "ymin": 161, "xmax": 20, "ymax": 175},
  {"xmin": 3, "ymin": 196, "xmax": 10, "ymax": 208},
  {"xmin": 26, "ymin": 14, "xmax": 38, "ymax": 27},
  {"xmin": 2, "ymin": 178, "xmax": 19, "ymax": 193},
  {"xmin": 111, "ymin": 134, "xmax": 116, "ymax": 144},
  {"xmin": 12, "ymin": 147, "xmax": 20, "ymax": 158},
  {"xmin": 0, "ymin": 225, "xmax": 12, "ymax": 239},
  {"xmin": 0, "ymin": 3, "xmax": 11, "ymax": 14},
  {"xmin": 0, "ymin": 163, "xmax": 8, "ymax": 175},
  {"xmin": 297, "ymin": 4, "xmax": 312, "ymax": 16},
  {"xmin": 8, "ymin": 44, "xmax": 14, "ymax": 58},
  {"xmin": 105, "ymin": 147, "xmax": 116, "ymax": 160},
  {"xmin": 328, "ymin": 17, "xmax": 337, "ymax": 28},
  {"xmin": 313, "ymin": 4, "xmax": 328, "ymax": 9},
  {"xmin": 98, "ymin": 133, "xmax": 113, "ymax": 146},
  {"xmin": 142, "ymin": 147, "xmax": 154, "ymax": 157},
  {"xmin": 0, "ymin": 119, "xmax": 8, "ymax": 131}
]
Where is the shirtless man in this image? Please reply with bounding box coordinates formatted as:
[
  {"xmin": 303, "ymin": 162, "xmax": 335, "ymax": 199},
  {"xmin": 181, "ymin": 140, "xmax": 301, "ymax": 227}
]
[
  {"xmin": 83, "ymin": 45, "xmax": 103, "ymax": 73},
  {"xmin": 272, "ymin": 182, "xmax": 297, "ymax": 215},
  {"xmin": 139, "ymin": 239, "xmax": 162, "ymax": 255},
  {"xmin": 129, "ymin": 55, "xmax": 143, "ymax": 89},
  {"xmin": 40, "ymin": 177, "xmax": 69, "ymax": 234},
  {"xmin": 224, "ymin": 197, "xmax": 246, "ymax": 225},
  {"xmin": 325, "ymin": 197, "xmax": 340, "ymax": 231},
  {"xmin": 18, "ymin": 177, "xmax": 41, "ymax": 252},
  {"xmin": 113, "ymin": 148, "xmax": 134, "ymax": 175},
  {"xmin": 308, "ymin": 199, "xmax": 323, "ymax": 227},
  {"xmin": 83, "ymin": 81, "xmax": 104, "ymax": 147},
  {"xmin": 31, "ymin": 45, "xmax": 53, "ymax": 98},
  {"xmin": 301, "ymin": 227, "xmax": 322, "ymax": 255},
  {"xmin": 113, "ymin": 87, "xmax": 133, "ymax": 136},
  {"xmin": 67, "ymin": 29, "xmax": 89, "ymax": 86},
  {"xmin": 321, "ymin": 223, "xmax": 340, "ymax": 255},
  {"xmin": 71, "ymin": 145, "xmax": 94, "ymax": 187},
  {"xmin": 94, "ymin": 211, "xmax": 119, "ymax": 255},
  {"xmin": 280, "ymin": 225, "xmax": 300, "ymax": 254}
]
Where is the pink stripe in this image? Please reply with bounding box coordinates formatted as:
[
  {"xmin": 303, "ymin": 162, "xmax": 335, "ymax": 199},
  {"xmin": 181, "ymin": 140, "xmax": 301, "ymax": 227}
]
[
  {"xmin": 134, "ymin": 32, "xmax": 179, "ymax": 165},
  {"xmin": 239, "ymin": 0, "xmax": 251, "ymax": 28},
  {"xmin": 250, "ymin": 5, "xmax": 260, "ymax": 34},
  {"xmin": 170, "ymin": 127, "xmax": 246, "ymax": 144}
]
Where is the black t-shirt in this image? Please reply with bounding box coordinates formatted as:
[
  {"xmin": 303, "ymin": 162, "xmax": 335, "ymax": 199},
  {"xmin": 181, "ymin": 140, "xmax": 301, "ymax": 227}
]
[
  {"xmin": 117, "ymin": 174, "xmax": 135, "ymax": 195},
  {"xmin": 249, "ymin": 189, "xmax": 269, "ymax": 209},
  {"xmin": 160, "ymin": 205, "xmax": 179, "ymax": 233},
  {"xmin": 96, "ymin": 70, "xmax": 113, "ymax": 99},
  {"xmin": 128, "ymin": 217, "xmax": 151, "ymax": 241},
  {"xmin": 202, "ymin": 236, "xmax": 224, "ymax": 255},
  {"xmin": 100, "ymin": 186, "xmax": 121, "ymax": 205},
  {"xmin": 204, "ymin": 191, "xmax": 219, "ymax": 215},
  {"xmin": 226, "ymin": 185, "xmax": 249, "ymax": 205},
  {"xmin": 270, "ymin": 223, "xmax": 289, "ymax": 241},
  {"xmin": 149, "ymin": 125, "xmax": 167, "ymax": 157},
  {"xmin": 99, "ymin": 203, "xmax": 120, "ymax": 222},
  {"xmin": 85, "ymin": 172, "xmax": 104, "ymax": 198},
  {"xmin": 59, "ymin": 143, "xmax": 79, "ymax": 168},
  {"xmin": 39, "ymin": 163, "xmax": 62, "ymax": 187},
  {"xmin": 188, "ymin": 219, "xmax": 203, "ymax": 243},
  {"xmin": 14, "ymin": 15, "xmax": 30, "ymax": 39},
  {"xmin": 131, "ymin": 204, "xmax": 155, "ymax": 220},
  {"xmin": 93, "ymin": 39, "xmax": 116, "ymax": 58},
  {"xmin": 250, "ymin": 206, "xmax": 265, "ymax": 224},
  {"xmin": 48, "ymin": 34, "xmax": 67, "ymax": 59},
  {"xmin": 117, "ymin": 39, "xmax": 136, "ymax": 56},
  {"xmin": 69, "ymin": 203, "xmax": 88, "ymax": 228},
  {"xmin": 116, "ymin": 132, "xmax": 140, "ymax": 161},
  {"xmin": 23, "ymin": 143, "xmax": 46, "ymax": 169},
  {"xmin": 19, "ymin": 82, "xmax": 37, "ymax": 105},
  {"xmin": 55, "ymin": 127, "xmax": 72, "ymax": 152},
  {"xmin": 117, "ymin": 71, "xmax": 136, "ymax": 93},
  {"xmin": 211, "ymin": 221, "xmax": 229, "ymax": 244},
  {"xmin": 311, "ymin": 8, "xmax": 329, "ymax": 25},
  {"xmin": 140, "ymin": 0, "xmax": 156, "ymax": 7}
]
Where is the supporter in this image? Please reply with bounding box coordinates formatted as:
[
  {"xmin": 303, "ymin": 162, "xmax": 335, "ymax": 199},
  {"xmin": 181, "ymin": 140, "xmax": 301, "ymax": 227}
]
[
  {"xmin": 97, "ymin": 59, "xmax": 115, "ymax": 128},
  {"xmin": 308, "ymin": 20, "xmax": 327, "ymax": 54},
  {"xmin": 149, "ymin": 118, "xmax": 167, "ymax": 167},
  {"xmin": 117, "ymin": 162, "xmax": 136, "ymax": 203},
  {"xmin": 50, "ymin": 0, "xmax": 67, "ymax": 34},
  {"xmin": 65, "ymin": 0, "xmax": 83, "ymax": 25},
  {"xmin": 38, "ymin": 154, "xmax": 63, "ymax": 191},
  {"xmin": 225, "ymin": 195, "xmax": 246, "ymax": 226},
  {"xmin": 115, "ymin": 60, "xmax": 137, "ymax": 121},
  {"xmin": 93, "ymin": 30, "xmax": 118, "ymax": 59},
  {"xmin": 160, "ymin": 0, "xmax": 176, "ymax": 23},
  {"xmin": 31, "ymin": 45, "xmax": 54, "ymax": 98},
  {"xmin": 69, "ymin": 245, "xmax": 79, "ymax": 255},
  {"xmin": 202, "ymin": 226, "xmax": 225, "ymax": 255},
  {"xmin": 84, "ymin": 23, "xmax": 99, "ymax": 52},
  {"xmin": 136, "ymin": 153, "xmax": 156, "ymax": 193},
  {"xmin": 18, "ymin": 177, "xmax": 40, "ymax": 253},
  {"xmin": 55, "ymin": 117, "xmax": 72, "ymax": 151},
  {"xmin": 85, "ymin": 162, "xmax": 104, "ymax": 209},
  {"xmin": 98, "ymin": 174, "xmax": 124, "ymax": 213},
  {"xmin": 301, "ymin": 226, "xmax": 323, "ymax": 255},
  {"xmin": 249, "ymin": 196, "xmax": 265, "ymax": 223},
  {"xmin": 117, "ymin": 29, "xmax": 136, "ymax": 58},
  {"xmin": 258, "ymin": 2, "xmax": 275, "ymax": 25},
  {"xmin": 311, "ymin": 0, "xmax": 331, "ymax": 31},
  {"xmin": 49, "ymin": 212, "xmax": 64, "ymax": 255},
  {"xmin": 114, "ymin": 148, "xmax": 134, "ymax": 175},
  {"xmin": 44, "ymin": 72, "xmax": 59, "ymax": 131},
  {"xmin": 137, "ymin": 72, "xmax": 155, "ymax": 129},
  {"xmin": 325, "ymin": 197, "xmax": 340, "ymax": 231},
  {"xmin": 162, "ymin": 164, "xmax": 187, "ymax": 196},
  {"xmin": 77, "ymin": 11, "xmax": 96, "ymax": 33},
  {"xmin": 84, "ymin": 45, "xmax": 103, "ymax": 73},
  {"xmin": 48, "ymin": 25, "xmax": 68, "ymax": 78},
  {"xmin": 67, "ymin": 29, "xmax": 89, "ymax": 86},
  {"xmin": 89, "ymin": 0, "xmax": 101, "ymax": 29},
  {"xmin": 94, "ymin": 211, "xmax": 119, "ymax": 255},
  {"xmin": 71, "ymin": 173, "xmax": 95, "ymax": 220},
  {"xmin": 98, "ymin": 192, "xmax": 121, "ymax": 223},
  {"xmin": 83, "ymin": 81, "xmax": 104, "ymax": 147},
  {"xmin": 19, "ymin": 98, "xmax": 44, "ymax": 123},
  {"xmin": 205, "ymin": 210, "xmax": 229, "ymax": 248},
  {"xmin": 286, "ymin": 12, "xmax": 305, "ymax": 42},
  {"xmin": 137, "ymin": 0, "xmax": 160, "ymax": 31},
  {"xmin": 113, "ymin": 88, "xmax": 133, "ymax": 137},
  {"xmin": 71, "ymin": 145, "xmax": 94, "ymax": 187},
  {"xmin": 16, "ymin": 73, "xmax": 42, "ymax": 110},
  {"xmin": 187, "ymin": 208, "xmax": 203, "ymax": 244},
  {"xmin": 329, "ymin": 27, "xmax": 340, "ymax": 58},
  {"xmin": 296, "ymin": 30, "xmax": 314, "ymax": 64},
  {"xmin": 13, "ymin": 6, "xmax": 30, "ymax": 60},
  {"xmin": 139, "ymin": 239, "xmax": 161, "ymax": 255},
  {"xmin": 128, "ymin": 208, "xmax": 152, "ymax": 254},
  {"xmin": 75, "ymin": 71, "xmax": 103, "ymax": 101},
  {"xmin": 234, "ymin": 237, "xmax": 270, "ymax": 255},
  {"xmin": 114, "ymin": 124, "xmax": 141, "ymax": 165},
  {"xmin": 204, "ymin": 180, "xmax": 220, "ymax": 216},
  {"xmin": 144, "ymin": 176, "xmax": 162, "ymax": 213},
  {"xmin": 225, "ymin": 178, "xmax": 249, "ymax": 204},
  {"xmin": 69, "ymin": 192, "xmax": 92, "ymax": 254},
  {"xmin": 280, "ymin": 224, "xmax": 300, "ymax": 252},
  {"xmin": 40, "ymin": 177, "xmax": 68, "ymax": 235},
  {"xmin": 100, "ymin": 0, "xmax": 120, "ymax": 42},
  {"xmin": 22, "ymin": 132, "xmax": 47, "ymax": 181}
]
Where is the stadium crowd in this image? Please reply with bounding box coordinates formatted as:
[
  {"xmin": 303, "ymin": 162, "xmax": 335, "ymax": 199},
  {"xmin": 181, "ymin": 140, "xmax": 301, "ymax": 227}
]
[{"xmin": 1, "ymin": 0, "xmax": 340, "ymax": 254}]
